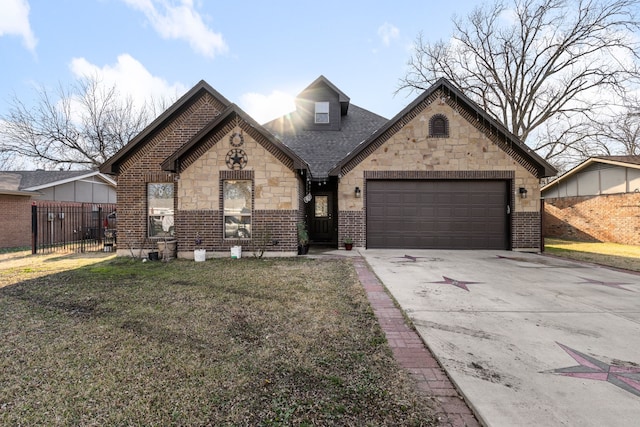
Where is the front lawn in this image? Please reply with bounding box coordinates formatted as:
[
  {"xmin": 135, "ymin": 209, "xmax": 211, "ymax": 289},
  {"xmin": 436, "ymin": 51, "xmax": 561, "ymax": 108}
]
[
  {"xmin": 0, "ymin": 256, "xmax": 435, "ymax": 426},
  {"xmin": 545, "ymin": 238, "xmax": 640, "ymax": 272}
]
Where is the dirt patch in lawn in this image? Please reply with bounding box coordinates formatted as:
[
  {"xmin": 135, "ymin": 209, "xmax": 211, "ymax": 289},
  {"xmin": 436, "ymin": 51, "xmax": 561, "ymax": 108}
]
[{"xmin": 0, "ymin": 256, "xmax": 436, "ymax": 426}]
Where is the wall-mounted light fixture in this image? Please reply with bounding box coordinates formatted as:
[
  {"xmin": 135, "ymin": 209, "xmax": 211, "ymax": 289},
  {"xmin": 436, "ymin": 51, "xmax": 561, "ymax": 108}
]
[
  {"xmin": 519, "ymin": 187, "xmax": 528, "ymax": 199},
  {"xmin": 355, "ymin": 186, "xmax": 361, "ymax": 198}
]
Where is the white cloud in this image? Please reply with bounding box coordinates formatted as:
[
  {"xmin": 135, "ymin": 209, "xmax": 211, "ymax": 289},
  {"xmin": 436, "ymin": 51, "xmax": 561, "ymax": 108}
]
[
  {"xmin": 69, "ymin": 54, "xmax": 187, "ymax": 109},
  {"xmin": 0, "ymin": 0, "xmax": 37, "ymax": 51},
  {"xmin": 377, "ymin": 22, "xmax": 399, "ymax": 47},
  {"xmin": 122, "ymin": 0, "xmax": 227, "ymax": 58},
  {"xmin": 240, "ymin": 90, "xmax": 296, "ymax": 124}
]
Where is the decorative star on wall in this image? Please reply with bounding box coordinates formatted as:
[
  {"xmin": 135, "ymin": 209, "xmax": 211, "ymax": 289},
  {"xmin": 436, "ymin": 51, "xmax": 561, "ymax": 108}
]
[
  {"xmin": 226, "ymin": 149, "xmax": 248, "ymax": 170},
  {"xmin": 552, "ymin": 342, "xmax": 640, "ymax": 398}
]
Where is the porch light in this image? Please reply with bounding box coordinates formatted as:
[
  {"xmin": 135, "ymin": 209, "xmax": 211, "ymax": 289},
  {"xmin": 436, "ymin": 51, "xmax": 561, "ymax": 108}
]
[
  {"xmin": 519, "ymin": 187, "xmax": 528, "ymax": 199},
  {"xmin": 355, "ymin": 187, "xmax": 361, "ymax": 198}
]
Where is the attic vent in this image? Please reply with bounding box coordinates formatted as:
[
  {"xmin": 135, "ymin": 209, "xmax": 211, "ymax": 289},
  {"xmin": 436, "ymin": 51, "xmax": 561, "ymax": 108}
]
[
  {"xmin": 429, "ymin": 114, "xmax": 449, "ymax": 138},
  {"xmin": 315, "ymin": 102, "xmax": 329, "ymax": 124}
]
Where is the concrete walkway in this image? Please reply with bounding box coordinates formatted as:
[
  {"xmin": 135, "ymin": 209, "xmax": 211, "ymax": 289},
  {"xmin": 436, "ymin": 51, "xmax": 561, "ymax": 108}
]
[
  {"xmin": 352, "ymin": 256, "xmax": 480, "ymax": 427},
  {"xmin": 359, "ymin": 249, "xmax": 640, "ymax": 427}
]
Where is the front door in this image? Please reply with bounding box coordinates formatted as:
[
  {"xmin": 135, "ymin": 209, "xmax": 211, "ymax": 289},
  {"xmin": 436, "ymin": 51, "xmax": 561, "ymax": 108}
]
[{"xmin": 309, "ymin": 192, "xmax": 334, "ymax": 243}]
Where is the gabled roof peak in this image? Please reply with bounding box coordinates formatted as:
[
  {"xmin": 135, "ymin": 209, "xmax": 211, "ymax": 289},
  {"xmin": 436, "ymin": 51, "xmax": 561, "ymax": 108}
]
[
  {"xmin": 329, "ymin": 76, "xmax": 557, "ymax": 178},
  {"xmin": 297, "ymin": 75, "xmax": 350, "ymax": 104},
  {"xmin": 100, "ymin": 80, "xmax": 231, "ymax": 175}
]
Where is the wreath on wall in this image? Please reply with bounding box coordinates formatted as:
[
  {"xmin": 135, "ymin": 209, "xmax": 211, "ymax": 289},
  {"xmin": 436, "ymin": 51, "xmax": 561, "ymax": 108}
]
[{"xmin": 229, "ymin": 132, "xmax": 244, "ymax": 147}]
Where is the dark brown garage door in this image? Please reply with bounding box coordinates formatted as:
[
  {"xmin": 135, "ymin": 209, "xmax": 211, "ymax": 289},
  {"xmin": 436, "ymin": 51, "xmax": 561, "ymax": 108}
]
[{"xmin": 367, "ymin": 180, "xmax": 509, "ymax": 249}]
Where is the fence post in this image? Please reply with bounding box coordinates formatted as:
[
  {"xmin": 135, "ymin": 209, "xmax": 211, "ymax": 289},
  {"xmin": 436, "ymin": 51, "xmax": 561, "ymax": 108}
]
[
  {"xmin": 98, "ymin": 205, "xmax": 103, "ymax": 245},
  {"xmin": 540, "ymin": 198, "xmax": 545, "ymax": 253},
  {"xmin": 31, "ymin": 202, "xmax": 37, "ymax": 254}
]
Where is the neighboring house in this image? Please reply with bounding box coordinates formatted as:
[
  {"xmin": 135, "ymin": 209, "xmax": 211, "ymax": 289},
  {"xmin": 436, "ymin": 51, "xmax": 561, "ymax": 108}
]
[
  {"xmin": 0, "ymin": 170, "xmax": 117, "ymax": 248},
  {"xmin": 542, "ymin": 156, "xmax": 640, "ymax": 245},
  {"xmin": 100, "ymin": 76, "xmax": 556, "ymax": 258}
]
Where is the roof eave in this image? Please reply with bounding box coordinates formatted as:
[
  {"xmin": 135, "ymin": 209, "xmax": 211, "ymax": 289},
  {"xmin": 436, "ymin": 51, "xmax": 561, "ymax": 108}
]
[
  {"xmin": 0, "ymin": 189, "xmax": 40, "ymax": 197},
  {"xmin": 100, "ymin": 80, "xmax": 232, "ymax": 175},
  {"xmin": 23, "ymin": 171, "xmax": 116, "ymax": 191},
  {"xmin": 541, "ymin": 156, "xmax": 640, "ymax": 191}
]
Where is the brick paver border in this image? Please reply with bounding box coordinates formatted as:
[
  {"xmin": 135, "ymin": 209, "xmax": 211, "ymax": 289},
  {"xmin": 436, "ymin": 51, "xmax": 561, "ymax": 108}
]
[{"xmin": 352, "ymin": 257, "xmax": 481, "ymax": 427}]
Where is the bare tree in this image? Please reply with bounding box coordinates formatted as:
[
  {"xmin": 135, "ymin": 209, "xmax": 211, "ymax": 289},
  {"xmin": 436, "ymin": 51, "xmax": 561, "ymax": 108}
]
[
  {"xmin": 587, "ymin": 106, "xmax": 640, "ymax": 156},
  {"xmin": 0, "ymin": 75, "xmax": 167, "ymax": 170},
  {"xmin": 398, "ymin": 0, "xmax": 640, "ymax": 165}
]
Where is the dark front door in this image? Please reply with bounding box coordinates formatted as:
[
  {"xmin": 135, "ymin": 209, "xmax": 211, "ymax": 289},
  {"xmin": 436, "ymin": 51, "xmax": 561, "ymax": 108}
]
[{"xmin": 309, "ymin": 193, "xmax": 334, "ymax": 243}]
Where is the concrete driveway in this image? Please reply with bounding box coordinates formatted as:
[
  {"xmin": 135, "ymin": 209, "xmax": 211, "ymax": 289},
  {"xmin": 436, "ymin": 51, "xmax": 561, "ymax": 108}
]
[{"xmin": 361, "ymin": 249, "xmax": 640, "ymax": 427}]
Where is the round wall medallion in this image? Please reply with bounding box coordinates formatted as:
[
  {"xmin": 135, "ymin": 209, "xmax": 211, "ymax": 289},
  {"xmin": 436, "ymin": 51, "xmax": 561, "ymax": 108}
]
[
  {"xmin": 229, "ymin": 132, "xmax": 244, "ymax": 147},
  {"xmin": 226, "ymin": 149, "xmax": 248, "ymax": 170}
]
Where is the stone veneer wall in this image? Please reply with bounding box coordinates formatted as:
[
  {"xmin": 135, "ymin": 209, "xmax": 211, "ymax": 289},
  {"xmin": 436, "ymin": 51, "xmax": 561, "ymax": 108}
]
[
  {"xmin": 336, "ymin": 92, "xmax": 542, "ymax": 250},
  {"xmin": 544, "ymin": 193, "xmax": 640, "ymax": 245},
  {"xmin": 178, "ymin": 127, "xmax": 299, "ymax": 212},
  {"xmin": 176, "ymin": 127, "xmax": 301, "ymax": 255}
]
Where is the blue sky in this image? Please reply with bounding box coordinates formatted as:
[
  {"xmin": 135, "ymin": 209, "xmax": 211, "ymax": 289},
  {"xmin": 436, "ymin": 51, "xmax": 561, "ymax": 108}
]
[{"xmin": 1, "ymin": 0, "xmax": 479, "ymax": 124}]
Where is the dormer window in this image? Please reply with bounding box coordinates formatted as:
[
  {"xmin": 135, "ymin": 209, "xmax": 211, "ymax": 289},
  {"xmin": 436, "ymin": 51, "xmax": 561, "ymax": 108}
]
[{"xmin": 315, "ymin": 102, "xmax": 330, "ymax": 123}]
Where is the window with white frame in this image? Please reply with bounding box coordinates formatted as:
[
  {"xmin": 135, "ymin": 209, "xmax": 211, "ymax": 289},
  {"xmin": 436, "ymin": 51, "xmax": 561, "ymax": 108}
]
[
  {"xmin": 148, "ymin": 183, "xmax": 174, "ymax": 237},
  {"xmin": 223, "ymin": 180, "xmax": 252, "ymax": 239},
  {"xmin": 315, "ymin": 101, "xmax": 330, "ymax": 123}
]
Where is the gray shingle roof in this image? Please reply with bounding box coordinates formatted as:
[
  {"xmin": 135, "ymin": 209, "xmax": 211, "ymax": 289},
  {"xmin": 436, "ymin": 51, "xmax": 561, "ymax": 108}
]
[
  {"xmin": 0, "ymin": 170, "xmax": 91, "ymax": 191},
  {"xmin": 263, "ymin": 104, "xmax": 387, "ymax": 179},
  {"xmin": 594, "ymin": 155, "xmax": 640, "ymax": 165}
]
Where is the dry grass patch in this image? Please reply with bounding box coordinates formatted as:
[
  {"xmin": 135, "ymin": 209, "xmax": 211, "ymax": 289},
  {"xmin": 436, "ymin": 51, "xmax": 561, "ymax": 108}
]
[
  {"xmin": 545, "ymin": 239, "xmax": 640, "ymax": 272},
  {"xmin": 0, "ymin": 250, "xmax": 116, "ymax": 289},
  {"xmin": 0, "ymin": 256, "xmax": 435, "ymax": 426}
]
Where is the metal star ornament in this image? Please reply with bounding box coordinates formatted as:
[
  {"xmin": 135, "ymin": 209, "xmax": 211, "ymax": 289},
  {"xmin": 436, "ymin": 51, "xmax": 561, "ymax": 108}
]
[{"xmin": 225, "ymin": 149, "xmax": 248, "ymax": 170}]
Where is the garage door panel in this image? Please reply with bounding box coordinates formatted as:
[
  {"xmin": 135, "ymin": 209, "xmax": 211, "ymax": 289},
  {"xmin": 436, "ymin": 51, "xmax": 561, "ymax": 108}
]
[{"xmin": 367, "ymin": 180, "xmax": 508, "ymax": 249}]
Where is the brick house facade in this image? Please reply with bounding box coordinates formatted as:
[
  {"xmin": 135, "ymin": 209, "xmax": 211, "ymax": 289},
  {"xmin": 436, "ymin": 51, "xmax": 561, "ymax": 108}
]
[
  {"xmin": 101, "ymin": 76, "xmax": 556, "ymax": 257},
  {"xmin": 0, "ymin": 195, "xmax": 33, "ymax": 248},
  {"xmin": 542, "ymin": 156, "xmax": 640, "ymax": 245}
]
